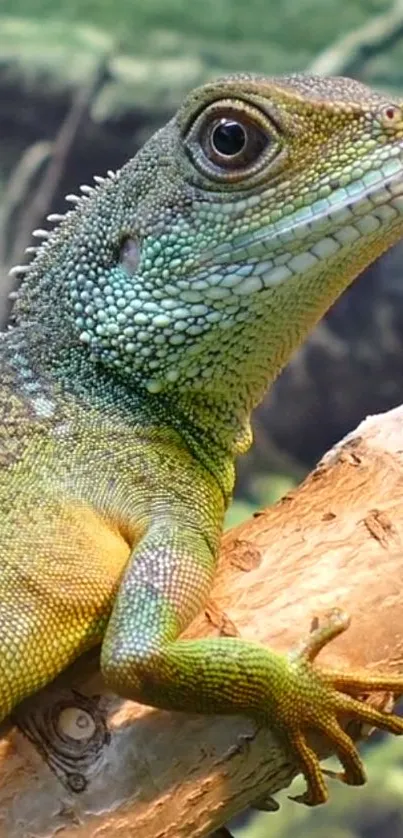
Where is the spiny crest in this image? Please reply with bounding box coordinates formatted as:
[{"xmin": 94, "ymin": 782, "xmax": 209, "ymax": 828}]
[{"xmin": 7, "ymin": 169, "xmax": 118, "ymax": 283}]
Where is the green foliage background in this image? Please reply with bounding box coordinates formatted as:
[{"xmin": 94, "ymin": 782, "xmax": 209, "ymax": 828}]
[
  {"xmin": 1, "ymin": 0, "xmax": 403, "ymax": 131},
  {"xmin": 233, "ymin": 740, "xmax": 403, "ymax": 836}
]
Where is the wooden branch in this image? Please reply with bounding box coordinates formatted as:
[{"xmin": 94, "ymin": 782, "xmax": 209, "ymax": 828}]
[
  {"xmin": 0, "ymin": 141, "xmax": 52, "ymax": 315},
  {"xmin": 7, "ymin": 53, "xmax": 112, "ymax": 274},
  {"xmin": 0, "ymin": 141, "xmax": 52, "ymax": 268},
  {"xmin": 2, "ymin": 405, "xmax": 403, "ymax": 837},
  {"xmin": 0, "ymin": 53, "xmax": 113, "ymax": 328},
  {"xmin": 308, "ymin": 0, "xmax": 403, "ymax": 77}
]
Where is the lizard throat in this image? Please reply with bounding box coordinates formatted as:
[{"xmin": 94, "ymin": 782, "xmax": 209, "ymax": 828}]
[{"xmin": 126, "ymin": 153, "xmax": 403, "ymax": 400}]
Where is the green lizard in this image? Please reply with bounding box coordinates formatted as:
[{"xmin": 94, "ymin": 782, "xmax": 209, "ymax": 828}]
[{"xmin": 3, "ymin": 72, "xmax": 403, "ymax": 807}]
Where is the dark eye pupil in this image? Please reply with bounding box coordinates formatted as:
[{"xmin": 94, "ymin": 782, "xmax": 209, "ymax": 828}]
[{"xmin": 212, "ymin": 120, "xmax": 246, "ymax": 157}]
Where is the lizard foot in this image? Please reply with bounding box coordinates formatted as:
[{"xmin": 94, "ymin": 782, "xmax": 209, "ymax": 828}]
[{"xmin": 277, "ymin": 608, "xmax": 403, "ymax": 806}]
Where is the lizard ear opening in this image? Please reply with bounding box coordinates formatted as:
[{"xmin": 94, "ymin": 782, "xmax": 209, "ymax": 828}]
[{"xmin": 119, "ymin": 237, "xmax": 141, "ymax": 276}]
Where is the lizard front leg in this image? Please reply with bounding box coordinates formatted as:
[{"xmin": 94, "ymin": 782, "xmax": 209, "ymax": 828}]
[{"xmin": 101, "ymin": 517, "xmax": 403, "ymax": 806}]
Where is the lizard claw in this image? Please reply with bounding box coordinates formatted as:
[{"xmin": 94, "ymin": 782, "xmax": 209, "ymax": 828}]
[
  {"xmin": 252, "ymin": 794, "xmax": 280, "ymax": 812},
  {"xmin": 279, "ymin": 608, "xmax": 403, "ymax": 806}
]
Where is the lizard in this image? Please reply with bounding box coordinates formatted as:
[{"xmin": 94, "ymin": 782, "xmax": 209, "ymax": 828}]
[{"xmin": 3, "ymin": 71, "xmax": 403, "ymax": 807}]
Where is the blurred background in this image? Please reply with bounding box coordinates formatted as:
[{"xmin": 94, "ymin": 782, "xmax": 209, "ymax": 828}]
[{"xmin": 1, "ymin": 0, "xmax": 403, "ymax": 835}]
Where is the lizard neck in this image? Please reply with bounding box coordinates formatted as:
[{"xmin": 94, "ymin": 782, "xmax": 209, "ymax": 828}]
[{"xmin": 4, "ymin": 324, "xmax": 237, "ymax": 501}]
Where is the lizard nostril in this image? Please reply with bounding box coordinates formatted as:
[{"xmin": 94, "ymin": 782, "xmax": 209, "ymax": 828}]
[
  {"xmin": 119, "ymin": 237, "xmax": 141, "ymax": 275},
  {"xmin": 380, "ymin": 104, "xmax": 403, "ymax": 126}
]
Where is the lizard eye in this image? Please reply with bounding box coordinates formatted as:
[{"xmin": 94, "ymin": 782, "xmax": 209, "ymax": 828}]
[
  {"xmin": 184, "ymin": 99, "xmax": 280, "ymax": 183},
  {"xmin": 211, "ymin": 120, "xmax": 247, "ymax": 156},
  {"xmin": 207, "ymin": 117, "xmax": 267, "ymax": 168}
]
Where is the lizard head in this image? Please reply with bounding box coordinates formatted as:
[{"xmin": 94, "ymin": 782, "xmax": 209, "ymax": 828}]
[{"xmin": 13, "ymin": 73, "xmax": 403, "ymax": 449}]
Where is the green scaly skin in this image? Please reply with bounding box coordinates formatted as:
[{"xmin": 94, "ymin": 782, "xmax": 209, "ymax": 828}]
[{"xmin": 3, "ymin": 73, "xmax": 403, "ymax": 805}]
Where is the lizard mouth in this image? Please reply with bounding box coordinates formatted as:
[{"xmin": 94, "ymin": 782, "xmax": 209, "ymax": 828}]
[{"xmin": 191, "ymin": 150, "xmax": 403, "ymax": 296}]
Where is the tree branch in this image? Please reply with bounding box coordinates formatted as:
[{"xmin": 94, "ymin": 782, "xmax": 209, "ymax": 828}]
[
  {"xmin": 2, "ymin": 405, "xmax": 403, "ymax": 837},
  {"xmin": 0, "ymin": 53, "xmax": 113, "ymax": 326},
  {"xmin": 308, "ymin": 0, "xmax": 403, "ymax": 77}
]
